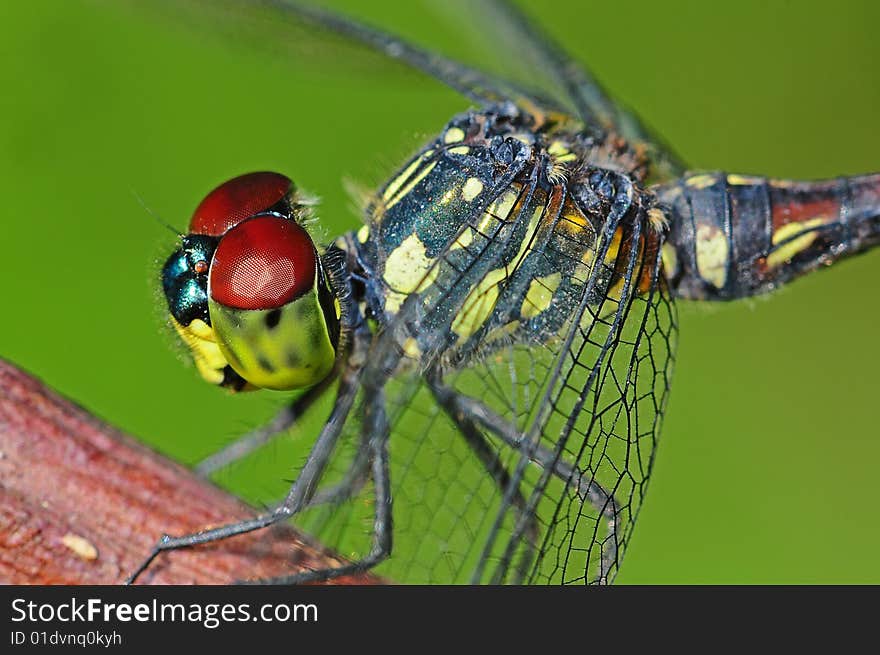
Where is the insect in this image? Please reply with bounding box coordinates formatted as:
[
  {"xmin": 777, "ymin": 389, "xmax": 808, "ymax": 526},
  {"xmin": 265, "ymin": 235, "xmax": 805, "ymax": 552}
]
[{"xmin": 128, "ymin": 1, "xmax": 879, "ymax": 584}]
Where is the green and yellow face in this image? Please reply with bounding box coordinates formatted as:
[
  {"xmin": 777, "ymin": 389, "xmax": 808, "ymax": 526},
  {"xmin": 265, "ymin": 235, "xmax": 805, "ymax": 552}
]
[{"xmin": 161, "ymin": 172, "xmax": 341, "ymax": 391}]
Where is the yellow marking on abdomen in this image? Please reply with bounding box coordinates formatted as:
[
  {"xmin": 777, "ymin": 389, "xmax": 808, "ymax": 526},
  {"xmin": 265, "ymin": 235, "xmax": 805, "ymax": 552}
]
[
  {"xmin": 727, "ymin": 174, "xmax": 763, "ymax": 186},
  {"xmin": 695, "ymin": 222, "xmax": 729, "ymax": 289},
  {"xmin": 685, "ymin": 174, "xmax": 718, "ymax": 190},
  {"xmin": 767, "ymin": 217, "xmax": 827, "ymax": 268}
]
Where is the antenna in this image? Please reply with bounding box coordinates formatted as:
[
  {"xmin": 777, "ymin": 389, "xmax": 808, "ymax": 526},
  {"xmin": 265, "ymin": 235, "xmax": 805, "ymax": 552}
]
[{"xmin": 129, "ymin": 187, "xmax": 183, "ymax": 238}]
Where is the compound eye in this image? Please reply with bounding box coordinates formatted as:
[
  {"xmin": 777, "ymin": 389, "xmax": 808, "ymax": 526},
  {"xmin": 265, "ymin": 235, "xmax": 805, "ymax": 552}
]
[
  {"xmin": 190, "ymin": 172, "xmax": 293, "ymax": 236},
  {"xmin": 209, "ymin": 215, "xmax": 317, "ymax": 310}
]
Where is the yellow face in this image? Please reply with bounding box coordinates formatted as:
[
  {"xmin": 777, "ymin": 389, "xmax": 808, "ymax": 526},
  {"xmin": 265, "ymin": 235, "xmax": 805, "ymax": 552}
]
[
  {"xmin": 171, "ymin": 317, "xmax": 230, "ymax": 387},
  {"xmin": 161, "ymin": 172, "xmax": 341, "ymax": 392},
  {"xmin": 207, "ymin": 282, "xmax": 338, "ymax": 391}
]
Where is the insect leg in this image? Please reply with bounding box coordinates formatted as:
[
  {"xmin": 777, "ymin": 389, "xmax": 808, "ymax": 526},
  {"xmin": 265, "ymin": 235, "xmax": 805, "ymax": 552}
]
[
  {"xmin": 194, "ymin": 373, "xmax": 336, "ymax": 476},
  {"xmin": 429, "ymin": 378, "xmax": 539, "ymax": 584},
  {"xmin": 305, "ymin": 429, "xmax": 372, "ymax": 508},
  {"xmin": 125, "ymin": 365, "xmax": 361, "ymax": 584},
  {"xmin": 255, "ymin": 384, "xmax": 393, "ymax": 584},
  {"xmin": 253, "ymin": 428, "xmax": 370, "ymax": 521},
  {"xmin": 438, "ymin": 389, "xmax": 619, "ymax": 583}
]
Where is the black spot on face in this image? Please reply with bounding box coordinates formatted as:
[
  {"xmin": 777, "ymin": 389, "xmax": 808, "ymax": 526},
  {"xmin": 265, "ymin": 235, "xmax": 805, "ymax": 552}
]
[
  {"xmin": 224, "ymin": 348, "xmax": 244, "ymax": 373},
  {"xmin": 220, "ymin": 366, "xmax": 248, "ymax": 391},
  {"xmin": 285, "ymin": 351, "xmax": 302, "ymax": 369},
  {"xmin": 257, "ymin": 356, "xmax": 275, "ymax": 373},
  {"xmin": 265, "ymin": 308, "xmax": 282, "ymax": 329}
]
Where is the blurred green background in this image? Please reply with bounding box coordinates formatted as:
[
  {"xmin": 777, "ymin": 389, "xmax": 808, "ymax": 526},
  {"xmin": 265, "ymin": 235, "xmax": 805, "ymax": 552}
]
[{"xmin": 1, "ymin": 0, "xmax": 878, "ymax": 583}]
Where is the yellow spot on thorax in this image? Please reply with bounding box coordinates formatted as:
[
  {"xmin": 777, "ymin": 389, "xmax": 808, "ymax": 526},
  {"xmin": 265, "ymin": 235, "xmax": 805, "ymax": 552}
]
[
  {"xmin": 382, "ymin": 150, "xmax": 436, "ymax": 208},
  {"xmin": 476, "ymin": 186, "xmax": 521, "ymax": 235},
  {"xmin": 187, "ymin": 318, "xmax": 214, "ymax": 341},
  {"xmin": 383, "ymin": 234, "xmax": 439, "ymax": 294},
  {"xmin": 462, "ymin": 177, "xmax": 484, "ymax": 201},
  {"xmin": 547, "ymin": 140, "xmax": 569, "ymax": 156},
  {"xmin": 386, "ymin": 161, "xmax": 438, "ymax": 211},
  {"xmin": 661, "ymin": 242, "xmax": 679, "ymax": 278},
  {"xmin": 402, "ymin": 337, "xmax": 421, "ymax": 359},
  {"xmin": 384, "ymin": 291, "xmax": 407, "ymax": 315},
  {"xmin": 547, "ymin": 140, "xmax": 577, "ymax": 183},
  {"xmin": 557, "ymin": 209, "xmax": 589, "ymax": 236},
  {"xmin": 451, "ymin": 268, "xmax": 507, "ymax": 339},
  {"xmin": 509, "ymin": 132, "xmax": 534, "ymax": 146},
  {"xmin": 603, "ymin": 227, "xmax": 624, "ymax": 265},
  {"xmin": 357, "ymin": 224, "xmax": 370, "ymax": 243},
  {"xmin": 451, "ymin": 191, "xmax": 546, "ymax": 339},
  {"xmin": 482, "ymin": 320, "xmax": 520, "ymax": 346},
  {"xmin": 521, "ymin": 273, "xmax": 561, "ymax": 319},
  {"xmin": 444, "ymin": 127, "xmax": 465, "ymax": 143},
  {"xmin": 451, "ymin": 227, "xmax": 476, "ymax": 251}
]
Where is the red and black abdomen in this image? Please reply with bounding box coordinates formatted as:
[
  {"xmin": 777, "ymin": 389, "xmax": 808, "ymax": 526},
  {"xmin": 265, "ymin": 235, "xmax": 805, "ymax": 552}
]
[{"xmin": 654, "ymin": 172, "xmax": 880, "ymax": 300}]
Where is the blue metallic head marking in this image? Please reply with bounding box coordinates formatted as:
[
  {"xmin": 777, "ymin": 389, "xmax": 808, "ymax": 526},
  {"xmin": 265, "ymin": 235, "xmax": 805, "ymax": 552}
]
[{"xmin": 161, "ymin": 234, "xmax": 218, "ymax": 326}]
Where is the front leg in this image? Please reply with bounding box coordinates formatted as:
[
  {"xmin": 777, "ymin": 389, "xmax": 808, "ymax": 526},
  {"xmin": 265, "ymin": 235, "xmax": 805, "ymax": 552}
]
[
  {"xmin": 429, "ymin": 377, "xmax": 539, "ymax": 584},
  {"xmin": 257, "ymin": 383, "xmax": 393, "ymax": 585},
  {"xmin": 195, "ymin": 374, "xmax": 336, "ymax": 476},
  {"xmin": 436, "ymin": 387, "xmax": 620, "ymax": 584},
  {"xmin": 126, "ymin": 367, "xmax": 360, "ymax": 584}
]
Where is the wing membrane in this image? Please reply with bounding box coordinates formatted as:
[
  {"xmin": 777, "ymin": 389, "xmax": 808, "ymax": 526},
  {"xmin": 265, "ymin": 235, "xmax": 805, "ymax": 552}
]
[{"xmin": 294, "ymin": 181, "xmax": 677, "ymax": 584}]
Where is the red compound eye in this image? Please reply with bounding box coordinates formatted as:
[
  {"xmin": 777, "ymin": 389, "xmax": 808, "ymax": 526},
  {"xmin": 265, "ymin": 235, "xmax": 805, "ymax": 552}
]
[
  {"xmin": 190, "ymin": 172, "xmax": 292, "ymax": 236},
  {"xmin": 209, "ymin": 215, "xmax": 317, "ymax": 310}
]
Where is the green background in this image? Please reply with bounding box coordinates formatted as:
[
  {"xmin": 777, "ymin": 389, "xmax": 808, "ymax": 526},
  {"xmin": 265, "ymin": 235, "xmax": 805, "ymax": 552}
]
[{"xmin": 1, "ymin": 0, "xmax": 878, "ymax": 583}]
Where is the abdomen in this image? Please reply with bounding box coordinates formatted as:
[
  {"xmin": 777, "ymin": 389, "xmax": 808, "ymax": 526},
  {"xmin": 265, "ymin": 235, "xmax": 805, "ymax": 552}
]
[{"xmin": 654, "ymin": 172, "xmax": 880, "ymax": 300}]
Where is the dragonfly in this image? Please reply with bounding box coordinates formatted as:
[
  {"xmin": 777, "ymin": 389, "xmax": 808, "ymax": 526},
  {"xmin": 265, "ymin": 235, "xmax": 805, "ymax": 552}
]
[{"xmin": 129, "ymin": 0, "xmax": 880, "ymax": 584}]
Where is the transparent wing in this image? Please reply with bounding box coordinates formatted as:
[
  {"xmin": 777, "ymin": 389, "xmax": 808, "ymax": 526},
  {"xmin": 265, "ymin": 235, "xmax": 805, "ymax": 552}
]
[
  {"xmin": 142, "ymin": 0, "xmax": 564, "ymax": 111},
  {"xmin": 425, "ymin": 0, "xmax": 686, "ymax": 182},
  {"xmin": 138, "ymin": 0, "xmax": 683, "ymax": 181},
  {"xmin": 299, "ymin": 0, "xmax": 686, "ymax": 181},
  {"xmin": 294, "ymin": 177, "xmax": 678, "ymax": 584}
]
